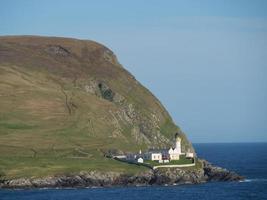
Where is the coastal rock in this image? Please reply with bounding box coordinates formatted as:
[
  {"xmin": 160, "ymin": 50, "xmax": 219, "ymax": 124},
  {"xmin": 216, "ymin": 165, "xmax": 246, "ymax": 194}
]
[
  {"xmin": 147, "ymin": 165, "xmax": 206, "ymax": 186},
  {"xmin": 202, "ymin": 160, "xmax": 244, "ymax": 181},
  {"xmin": 0, "ymin": 160, "xmax": 244, "ymax": 189},
  {"xmin": 4, "ymin": 178, "xmax": 32, "ymax": 188}
]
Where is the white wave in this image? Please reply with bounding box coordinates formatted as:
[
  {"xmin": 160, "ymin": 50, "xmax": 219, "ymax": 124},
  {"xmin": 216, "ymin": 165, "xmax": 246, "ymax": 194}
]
[{"xmin": 240, "ymin": 178, "xmax": 267, "ymax": 183}]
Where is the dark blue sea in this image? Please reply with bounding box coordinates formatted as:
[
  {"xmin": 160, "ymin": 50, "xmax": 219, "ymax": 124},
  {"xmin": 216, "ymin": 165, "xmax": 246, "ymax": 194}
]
[{"xmin": 0, "ymin": 143, "xmax": 266, "ymax": 200}]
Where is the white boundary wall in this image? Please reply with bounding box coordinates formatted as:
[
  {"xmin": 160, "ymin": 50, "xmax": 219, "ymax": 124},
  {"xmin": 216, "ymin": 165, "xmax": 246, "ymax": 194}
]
[{"xmin": 153, "ymin": 163, "xmax": 195, "ymax": 170}]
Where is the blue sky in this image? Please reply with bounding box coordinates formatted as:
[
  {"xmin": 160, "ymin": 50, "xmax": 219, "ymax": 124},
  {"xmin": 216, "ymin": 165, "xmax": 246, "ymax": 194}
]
[{"xmin": 1, "ymin": 0, "xmax": 267, "ymax": 142}]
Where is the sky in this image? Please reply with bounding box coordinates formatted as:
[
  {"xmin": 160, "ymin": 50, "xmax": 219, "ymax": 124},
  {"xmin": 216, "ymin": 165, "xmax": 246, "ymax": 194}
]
[{"xmin": 1, "ymin": 0, "xmax": 267, "ymax": 143}]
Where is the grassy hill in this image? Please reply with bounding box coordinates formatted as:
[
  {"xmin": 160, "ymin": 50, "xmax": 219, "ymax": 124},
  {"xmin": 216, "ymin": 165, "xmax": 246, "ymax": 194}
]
[{"xmin": 0, "ymin": 36, "xmax": 194, "ymax": 179}]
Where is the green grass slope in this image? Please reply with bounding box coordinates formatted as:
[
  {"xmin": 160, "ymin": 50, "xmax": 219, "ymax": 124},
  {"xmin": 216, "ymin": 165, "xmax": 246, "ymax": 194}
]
[{"xmin": 0, "ymin": 36, "xmax": 194, "ymax": 179}]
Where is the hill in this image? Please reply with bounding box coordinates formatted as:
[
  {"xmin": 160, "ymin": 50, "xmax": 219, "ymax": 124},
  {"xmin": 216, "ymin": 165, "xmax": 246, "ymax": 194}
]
[{"xmin": 0, "ymin": 36, "xmax": 194, "ymax": 179}]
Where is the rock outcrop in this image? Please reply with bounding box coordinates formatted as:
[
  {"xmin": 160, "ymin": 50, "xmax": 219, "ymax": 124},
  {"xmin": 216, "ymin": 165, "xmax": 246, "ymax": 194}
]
[
  {"xmin": 0, "ymin": 160, "xmax": 244, "ymax": 189},
  {"xmin": 202, "ymin": 160, "xmax": 243, "ymax": 182}
]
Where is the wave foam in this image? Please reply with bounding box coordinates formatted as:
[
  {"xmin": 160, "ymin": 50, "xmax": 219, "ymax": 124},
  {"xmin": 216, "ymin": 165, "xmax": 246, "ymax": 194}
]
[{"xmin": 240, "ymin": 178, "xmax": 267, "ymax": 183}]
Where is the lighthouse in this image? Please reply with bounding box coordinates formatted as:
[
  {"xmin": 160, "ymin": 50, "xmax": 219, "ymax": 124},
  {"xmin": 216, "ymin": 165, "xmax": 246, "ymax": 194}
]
[
  {"xmin": 167, "ymin": 133, "xmax": 182, "ymax": 160},
  {"xmin": 175, "ymin": 134, "xmax": 182, "ymax": 154}
]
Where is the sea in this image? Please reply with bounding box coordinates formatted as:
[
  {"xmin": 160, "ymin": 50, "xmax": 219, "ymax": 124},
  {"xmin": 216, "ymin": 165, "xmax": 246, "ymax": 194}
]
[{"xmin": 0, "ymin": 143, "xmax": 266, "ymax": 200}]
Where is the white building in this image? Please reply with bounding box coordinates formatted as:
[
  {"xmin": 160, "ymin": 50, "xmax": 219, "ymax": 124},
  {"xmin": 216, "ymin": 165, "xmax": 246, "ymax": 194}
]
[
  {"xmin": 137, "ymin": 157, "xmax": 144, "ymax": 163},
  {"xmin": 175, "ymin": 136, "xmax": 182, "ymax": 154},
  {"xmin": 145, "ymin": 151, "xmax": 162, "ymax": 161},
  {"xmin": 168, "ymin": 135, "xmax": 182, "ymax": 160},
  {"xmin": 185, "ymin": 148, "xmax": 194, "ymax": 158},
  {"xmin": 168, "ymin": 148, "xmax": 180, "ymax": 160},
  {"xmin": 151, "ymin": 152, "xmax": 162, "ymax": 161},
  {"xmin": 186, "ymin": 152, "xmax": 194, "ymax": 158}
]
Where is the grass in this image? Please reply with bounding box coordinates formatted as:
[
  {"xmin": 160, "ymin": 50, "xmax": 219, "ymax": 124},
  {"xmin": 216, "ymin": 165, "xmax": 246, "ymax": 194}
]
[
  {"xmin": 144, "ymin": 155, "xmax": 194, "ymax": 167},
  {"xmin": 0, "ymin": 122, "xmax": 36, "ymax": 130},
  {"xmin": 160, "ymin": 118, "xmax": 180, "ymax": 139},
  {"xmin": 0, "ymin": 145, "xmax": 148, "ymax": 179},
  {"xmin": 0, "ymin": 155, "xmax": 148, "ymax": 179}
]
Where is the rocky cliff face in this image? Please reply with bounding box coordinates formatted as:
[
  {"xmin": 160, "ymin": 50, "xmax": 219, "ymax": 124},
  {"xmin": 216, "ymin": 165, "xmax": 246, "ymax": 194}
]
[{"xmin": 0, "ymin": 160, "xmax": 244, "ymax": 189}]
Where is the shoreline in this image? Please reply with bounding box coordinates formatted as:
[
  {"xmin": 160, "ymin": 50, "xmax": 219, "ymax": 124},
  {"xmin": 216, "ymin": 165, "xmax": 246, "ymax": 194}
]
[{"xmin": 0, "ymin": 160, "xmax": 244, "ymax": 189}]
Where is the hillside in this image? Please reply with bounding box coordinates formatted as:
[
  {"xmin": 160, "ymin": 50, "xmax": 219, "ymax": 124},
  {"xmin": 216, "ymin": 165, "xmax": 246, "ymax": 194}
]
[{"xmin": 0, "ymin": 36, "xmax": 194, "ymax": 179}]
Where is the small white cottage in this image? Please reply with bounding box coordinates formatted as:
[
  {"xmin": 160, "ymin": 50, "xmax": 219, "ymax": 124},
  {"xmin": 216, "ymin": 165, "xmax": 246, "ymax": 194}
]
[
  {"xmin": 137, "ymin": 157, "xmax": 144, "ymax": 163},
  {"xmin": 151, "ymin": 152, "xmax": 162, "ymax": 161},
  {"xmin": 186, "ymin": 152, "xmax": 194, "ymax": 158},
  {"xmin": 144, "ymin": 151, "xmax": 162, "ymax": 161}
]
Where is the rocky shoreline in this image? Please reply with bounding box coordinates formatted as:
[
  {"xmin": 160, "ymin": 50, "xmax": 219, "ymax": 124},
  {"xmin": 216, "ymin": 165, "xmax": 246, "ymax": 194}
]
[{"xmin": 0, "ymin": 160, "xmax": 244, "ymax": 189}]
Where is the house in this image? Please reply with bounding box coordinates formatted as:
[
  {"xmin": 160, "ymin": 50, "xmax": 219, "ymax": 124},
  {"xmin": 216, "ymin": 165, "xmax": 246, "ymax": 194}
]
[
  {"xmin": 168, "ymin": 147, "xmax": 180, "ymax": 160},
  {"xmin": 137, "ymin": 157, "xmax": 144, "ymax": 163},
  {"xmin": 186, "ymin": 152, "xmax": 194, "ymax": 158},
  {"xmin": 151, "ymin": 152, "xmax": 162, "ymax": 161},
  {"xmin": 145, "ymin": 151, "xmax": 162, "ymax": 161}
]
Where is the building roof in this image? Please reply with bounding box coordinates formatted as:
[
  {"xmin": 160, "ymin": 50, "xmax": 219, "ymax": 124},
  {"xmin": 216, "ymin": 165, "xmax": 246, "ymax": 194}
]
[
  {"xmin": 147, "ymin": 149, "xmax": 169, "ymax": 154},
  {"xmin": 136, "ymin": 155, "xmax": 143, "ymax": 159}
]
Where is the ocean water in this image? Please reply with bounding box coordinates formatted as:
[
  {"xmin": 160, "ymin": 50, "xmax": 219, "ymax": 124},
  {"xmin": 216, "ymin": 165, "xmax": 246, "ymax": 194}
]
[{"xmin": 0, "ymin": 143, "xmax": 266, "ymax": 200}]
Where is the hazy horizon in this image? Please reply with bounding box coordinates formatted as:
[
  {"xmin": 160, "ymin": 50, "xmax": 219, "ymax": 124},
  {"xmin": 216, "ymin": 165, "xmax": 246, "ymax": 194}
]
[{"xmin": 1, "ymin": 0, "xmax": 266, "ymax": 143}]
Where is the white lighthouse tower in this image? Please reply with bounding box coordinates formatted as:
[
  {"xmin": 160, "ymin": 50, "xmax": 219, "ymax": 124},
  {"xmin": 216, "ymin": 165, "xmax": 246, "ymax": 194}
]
[
  {"xmin": 168, "ymin": 133, "xmax": 182, "ymax": 160},
  {"xmin": 175, "ymin": 135, "xmax": 182, "ymax": 154}
]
